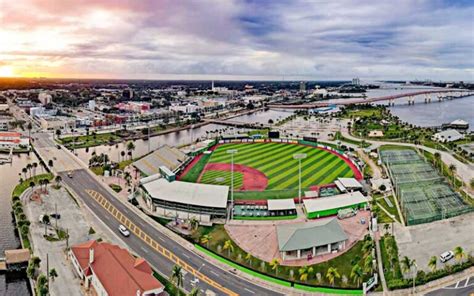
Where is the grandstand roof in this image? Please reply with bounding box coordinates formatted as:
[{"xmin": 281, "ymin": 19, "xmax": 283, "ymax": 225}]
[
  {"xmin": 276, "ymin": 218, "xmax": 347, "ymax": 252},
  {"xmin": 303, "ymin": 191, "xmax": 368, "ymax": 214},
  {"xmin": 267, "ymin": 199, "xmax": 296, "ymax": 211},
  {"xmin": 133, "ymin": 145, "xmax": 187, "ymax": 176},
  {"xmin": 142, "ymin": 178, "xmax": 229, "ymax": 209}
]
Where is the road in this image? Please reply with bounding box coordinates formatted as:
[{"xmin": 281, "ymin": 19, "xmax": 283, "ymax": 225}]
[
  {"xmin": 60, "ymin": 169, "xmax": 278, "ymax": 296},
  {"xmin": 426, "ymin": 276, "xmax": 474, "ymax": 296},
  {"xmin": 29, "ymin": 131, "xmax": 282, "ymax": 296}
]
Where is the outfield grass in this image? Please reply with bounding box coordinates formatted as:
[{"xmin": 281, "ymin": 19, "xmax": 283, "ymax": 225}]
[
  {"xmin": 200, "ymin": 170, "xmax": 244, "ymax": 189},
  {"xmin": 180, "ymin": 153, "xmax": 212, "ymax": 182},
  {"xmin": 208, "ymin": 143, "xmax": 354, "ymax": 190}
]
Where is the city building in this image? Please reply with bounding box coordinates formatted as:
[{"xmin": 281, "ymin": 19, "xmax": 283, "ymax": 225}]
[
  {"xmin": 334, "ymin": 177, "xmax": 364, "ymax": 193},
  {"xmin": 442, "ymin": 119, "xmax": 469, "ymax": 133},
  {"xmin": 303, "ymin": 191, "xmax": 368, "ymax": 219},
  {"xmin": 432, "ymin": 129, "xmax": 464, "ymax": 143},
  {"xmin": 299, "ymin": 81, "xmax": 306, "ymax": 92},
  {"xmin": 0, "ymin": 132, "xmax": 29, "ymax": 150},
  {"xmin": 352, "ymin": 78, "xmax": 360, "ymax": 86},
  {"xmin": 140, "ymin": 177, "xmax": 228, "ymax": 224},
  {"xmin": 169, "ymin": 103, "xmax": 200, "ymax": 114},
  {"xmin": 39, "ymin": 116, "xmax": 75, "ymax": 130},
  {"xmin": 38, "ymin": 92, "xmax": 52, "ymax": 105},
  {"xmin": 277, "ymin": 218, "xmax": 348, "ymax": 260},
  {"xmin": 88, "ymin": 100, "xmax": 96, "ymax": 110},
  {"xmin": 133, "ymin": 145, "xmax": 188, "ymax": 176},
  {"xmin": 0, "ymin": 103, "xmax": 9, "ymax": 112},
  {"xmin": 29, "ymin": 107, "xmax": 57, "ymax": 118},
  {"xmin": 115, "ymin": 101, "xmax": 151, "ymax": 113},
  {"xmin": 0, "ymin": 117, "xmax": 12, "ymax": 131},
  {"xmin": 69, "ymin": 240, "xmax": 164, "ymax": 296}
]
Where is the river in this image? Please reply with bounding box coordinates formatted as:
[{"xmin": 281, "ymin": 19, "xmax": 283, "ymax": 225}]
[{"xmin": 0, "ymin": 153, "xmax": 37, "ymax": 296}]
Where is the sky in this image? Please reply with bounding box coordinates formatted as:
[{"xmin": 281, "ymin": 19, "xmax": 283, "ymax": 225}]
[{"xmin": 0, "ymin": 0, "xmax": 473, "ymax": 81}]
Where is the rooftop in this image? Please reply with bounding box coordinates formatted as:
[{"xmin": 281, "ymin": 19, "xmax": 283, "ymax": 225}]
[
  {"xmin": 276, "ymin": 218, "xmax": 347, "ymax": 252},
  {"xmin": 267, "ymin": 199, "xmax": 296, "ymax": 211},
  {"xmin": 71, "ymin": 240, "xmax": 163, "ymax": 296},
  {"xmin": 142, "ymin": 178, "xmax": 229, "ymax": 208},
  {"xmin": 303, "ymin": 191, "xmax": 368, "ymax": 213}
]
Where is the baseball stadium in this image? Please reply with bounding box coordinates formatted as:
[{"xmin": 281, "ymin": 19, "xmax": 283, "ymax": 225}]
[{"xmin": 178, "ymin": 139, "xmax": 363, "ymax": 201}]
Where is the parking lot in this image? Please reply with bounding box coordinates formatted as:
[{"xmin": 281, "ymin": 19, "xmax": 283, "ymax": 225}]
[{"xmin": 394, "ymin": 211, "xmax": 474, "ymax": 274}]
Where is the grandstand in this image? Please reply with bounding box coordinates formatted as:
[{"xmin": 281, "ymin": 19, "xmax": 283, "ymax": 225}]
[
  {"xmin": 134, "ymin": 145, "xmax": 188, "ymax": 176},
  {"xmin": 381, "ymin": 149, "xmax": 472, "ymax": 225}
]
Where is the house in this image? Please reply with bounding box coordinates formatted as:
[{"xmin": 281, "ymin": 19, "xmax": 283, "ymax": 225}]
[
  {"xmin": 432, "ymin": 129, "xmax": 464, "ymax": 143},
  {"xmin": 277, "ymin": 219, "xmax": 348, "ymax": 260},
  {"xmin": 69, "ymin": 240, "xmax": 164, "ymax": 296}
]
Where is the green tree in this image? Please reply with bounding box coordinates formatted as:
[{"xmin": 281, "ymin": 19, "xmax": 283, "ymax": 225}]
[
  {"xmin": 350, "ymin": 264, "xmax": 363, "ymax": 287},
  {"xmin": 401, "ymin": 256, "xmax": 415, "ymax": 274},
  {"xmin": 171, "ymin": 265, "xmax": 184, "ymax": 287},
  {"xmin": 49, "ymin": 268, "xmax": 58, "ymax": 281},
  {"xmin": 326, "ymin": 267, "xmax": 341, "ymax": 287},
  {"xmin": 453, "ymin": 246, "xmax": 465, "ymax": 263},
  {"xmin": 428, "ymin": 256, "xmax": 437, "ymax": 272},
  {"xmin": 298, "ymin": 265, "xmax": 313, "ymax": 282},
  {"xmin": 269, "ymin": 258, "xmax": 280, "ymax": 275},
  {"xmin": 364, "ymin": 254, "xmax": 375, "ymax": 275},
  {"xmin": 188, "ymin": 287, "xmax": 200, "ymax": 296},
  {"xmin": 448, "ymin": 164, "xmax": 456, "ymax": 185},
  {"xmin": 223, "ymin": 240, "xmax": 234, "ymax": 257},
  {"xmin": 55, "ymin": 175, "xmax": 62, "ymax": 187},
  {"xmin": 126, "ymin": 141, "xmax": 136, "ymax": 160},
  {"xmin": 200, "ymin": 234, "xmax": 212, "ymax": 248}
]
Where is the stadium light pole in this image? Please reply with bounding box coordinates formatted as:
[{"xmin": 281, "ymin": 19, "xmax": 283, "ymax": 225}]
[
  {"xmin": 293, "ymin": 153, "xmax": 307, "ymax": 205},
  {"xmin": 227, "ymin": 149, "xmax": 238, "ymax": 220}
]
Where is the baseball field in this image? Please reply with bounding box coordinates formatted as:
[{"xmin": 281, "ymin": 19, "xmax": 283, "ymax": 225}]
[{"xmin": 195, "ymin": 142, "xmax": 358, "ymax": 191}]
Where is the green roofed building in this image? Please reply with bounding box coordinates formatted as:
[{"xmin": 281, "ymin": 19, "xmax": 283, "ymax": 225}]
[
  {"xmin": 276, "ymin": 218, "xmax": 348, "ymax": 260},
  {"xmin": 303, "ymin": 191, "xmax": 368, "ymax": 219}
]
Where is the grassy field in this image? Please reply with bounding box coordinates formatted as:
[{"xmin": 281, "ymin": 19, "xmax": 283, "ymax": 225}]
[
  {"xmin": 207, "ymin": 142, "xmax": 354, "ymax": 190},
  {"xmin": 200, "ymin": 170, "xmax": 244, "ymax": 189}
]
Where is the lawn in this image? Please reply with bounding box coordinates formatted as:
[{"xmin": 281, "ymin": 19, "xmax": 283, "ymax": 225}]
[
  {"xmin": 200, "ymin": 170, "xmax": 244, "ymax": 189},
  {"xmin": 12, "ymin": 173, "xmax": 54, "ymax": 197},
  {"xmin": 193, "ymin": 225, "xmax": 370, "ymax": 289},
  {"xmin": 180, "ymin": 153, "xmax": 212, "ymax": 182},
  {"xmin": 207, "ymin": 143, "xmax": 355, "ymax": 190},
  {"xmin": 59, "ymin": 133, "xmax": 121, "ymax": 149},
  {"xmin": 377, "ymin": 195, "xmax": 400, "ymax": 223}
]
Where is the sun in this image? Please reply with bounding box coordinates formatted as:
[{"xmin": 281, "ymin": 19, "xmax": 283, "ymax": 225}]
[{"xmin": 0, "ymin": 66, "xmax": 15, "ymax": 77}]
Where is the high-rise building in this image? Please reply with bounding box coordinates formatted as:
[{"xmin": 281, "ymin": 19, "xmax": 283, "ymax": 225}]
[
  {"xmin": 299, "ymin": 81, "xmax": 306, "ymax": 92},
  {"xmin": 352, "ymin": 78, "xmax": 360, "ymax": 86},
  {"xmin": 38, "ymin": 92, "xmax": 52, "ymax": 105}
]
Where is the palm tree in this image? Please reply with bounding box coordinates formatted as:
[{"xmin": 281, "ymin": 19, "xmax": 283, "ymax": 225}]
[
  {"xmin": 401, "ymin": 256, "xmax": 415, "ymax": 274},
  {"xmin": 32, "ymin": 162, "xmax": 38, "ymax": 177},
  {"xmin": 26, "ymin": 163, "xmax": 32, "ymax": 179},
  {"xmin": 448, "ymin": 164, "xmax": 456, "ymax": 185},
  {"xmin": 189, "ymin": 217, "xmax": 199, "ymax": 230},
  {"xmin": 200, "ymin": 234, "xmax": 212, "ymax": 248},
  {"xmin": 120, "ymin": 150, "xmax": 126, "ymax": 162},
  {"xmin": 126, "ymin": 141, "xmax": 135, "ymax": 160},
  {"xmin": 223, "ymin": 240, "xmax": 234, "ymax": 257},
  {"xmin": 245, "ymin": 252, "xmax": 252, "ymax": 266},
  {"xmin": 434, "ymin": 152, "xmax": 441, "ymax": 169},
  {"xmin": 326, "ymin": 267, "xmax": 341, "ymax": 287},
  {"xmin": 428, "ymin": 256, "xmax": 437, "ymax": 271},
  {"xmin": 22, "ymin": 167, "xmax": 28, "ymax": 180},
  {"xmin": 364, "ymin": 254, "xmax": 374, "ymax": 275},
  {"xmin": 49, "ymin": 268, "xmax": 58, "ymax": 281},
  {"xmin": 188, "ymin": 287, "xmax": 200, "ymax": 296},
  {"xmin": 362, "ymin": 239, "xmax": 374, "ymax": 257},
  {"xmin": 171, "ymin": 265, "xmax": 184, "ymax": 287},
  {"xmin": 269, "ymin": 258, "xmax": 280, "ymax": 275},
  {"xmin": 453, "ymin": 246, "xmax": 465, "ymax": 263},
  {"xmin": 350, "ymin": 264, "xmax": 363, "ymax": 287},
  {"xmin": 26, "ymin": 122, "xmax": 32, "ymax": 144},
  {"xmin": 298, "ymin": 265, "xmax": 313, "ymax": 282},
  {"xmin": 55, "ymin": 175, "xmax": 62, "ymax": 187}
]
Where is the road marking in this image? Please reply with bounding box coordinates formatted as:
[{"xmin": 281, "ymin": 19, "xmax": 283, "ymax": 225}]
[
  {"xmin": 182, "ymin": 253, "xmax": 190, "ymax": 259},
  {"xmin": 141, "ymin": 246, "xmax": 150, "ymax": 254},
  {"xmin": 244, "ymin": 288, "xmax": 255, "ymax": 294},
  {"xmin": 84, "ymin": 189, "xmax": 237, "ymax": 296},
  {"xmin": 157, "ymin": 236, "xmax": 166, "ymax": 242},
  {"xmin": 465, "ymin": 277, "xmax": 470, "ymax": 287},
  {"xmin": 209, "ymin": 270, "xmax": 220, "ymax": 277},
  {"xmin": 455, "ymin": 281, "xmax": 460, "ymax": 288}
]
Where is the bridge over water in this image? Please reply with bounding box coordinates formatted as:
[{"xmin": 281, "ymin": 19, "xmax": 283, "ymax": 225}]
[{"xmin": 268, "ymin": 89, "xmax": 473, "ymax": 109}]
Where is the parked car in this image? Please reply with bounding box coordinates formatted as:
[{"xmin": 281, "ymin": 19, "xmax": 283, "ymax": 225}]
[
  {"xmin": 67, "ymin": 171, "xmax": 73, "ymax": 178},
  {"xmin": 440, "ymin": 251, "xmax": 454, "ymax": 263},
  {"xmin": 118, "ymin": 225, "xmax": 130, "ymax": 237},
  {"xmin": 50, "ymin": 213, "xmax": 61, "ymax": 219}
]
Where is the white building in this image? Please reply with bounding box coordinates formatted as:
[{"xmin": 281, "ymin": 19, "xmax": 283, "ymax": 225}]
[
  {"xmin": 432, "ymin": 129, "xmax": 464, "ymax": 143},
  {"xmin": 38, "ymin": 92, "xmax": 52, "ymax": 105},
  {"xmin": 88, "ymin": 100, "xmax": 96, "ymax": 110},
  {"xmin": 169, "ymin": 103, "xmax": 200, "ymax": 114},
  {"xmin": 352, "ymin": 78, "xmax": 360, "ymax": 86}
]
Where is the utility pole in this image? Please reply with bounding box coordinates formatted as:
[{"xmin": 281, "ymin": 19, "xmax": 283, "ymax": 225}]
[
  {"xmin": 293, "ymin": 153, "xmax": 307, "ymax": 205},
  {"xmin": 46, "ymin": 253, "xmax": 49, "ymax": 288},
  {"xmin": 227, "ymin": 149, "xmax": 238, "ymax": 220},
  {"xmin": 55, "ymin": 202, "xmax": 58, "ymax": 230}
]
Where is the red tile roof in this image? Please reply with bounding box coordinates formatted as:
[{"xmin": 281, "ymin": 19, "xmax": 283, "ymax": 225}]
[{"xmin": 71, "ymin": 240, "xmax": 163, "ymax": 296}]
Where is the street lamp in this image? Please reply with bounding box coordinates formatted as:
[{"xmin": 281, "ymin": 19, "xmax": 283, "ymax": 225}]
[
  {"xmin": 227, "ymin": 149, "xmax": 238, "ymax": 220},
  {"xmin": 412, "ymin": 262, "xmax": 418, "ymax": 295},
  {"xmin": 293, "ymin": 153, "xmax": 307, "ymax": 205}
]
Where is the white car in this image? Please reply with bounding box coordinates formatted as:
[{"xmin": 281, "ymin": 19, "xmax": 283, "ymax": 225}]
[
  {"xmin": 118, "ymin": 225, "xmax": 130, "ymax": 237},
  {"xmin": 439, "ymin": 251, "xmax": 454, "ymax": 263}
]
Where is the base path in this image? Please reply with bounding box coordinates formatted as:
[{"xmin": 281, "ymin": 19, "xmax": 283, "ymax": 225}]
[{"xmin": 200, "ymin": 163, "xmax": 268, "ymax": 191}]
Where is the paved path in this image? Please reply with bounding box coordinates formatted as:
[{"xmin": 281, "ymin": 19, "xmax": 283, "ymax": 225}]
[{"xmin": 374, "ymin": 233, "xmax": 388, "ymax": 294}]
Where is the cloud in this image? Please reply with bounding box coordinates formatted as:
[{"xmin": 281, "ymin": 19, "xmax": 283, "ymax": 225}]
[{"xmin": 0, "ymin": 0, "xmax": 472, "ymax": 80}]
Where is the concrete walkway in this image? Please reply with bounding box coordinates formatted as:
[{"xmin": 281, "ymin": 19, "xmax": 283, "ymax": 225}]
[{"xmin": 375, "ymin": 233, "xmax": 388, "ymax": 294}]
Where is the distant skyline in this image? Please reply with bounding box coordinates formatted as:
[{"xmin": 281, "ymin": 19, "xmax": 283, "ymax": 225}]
[{"xmin": 0, "ymin": 0, "xmax": 473, "ymax": 81}]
